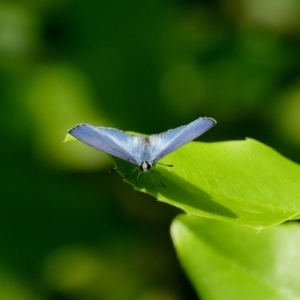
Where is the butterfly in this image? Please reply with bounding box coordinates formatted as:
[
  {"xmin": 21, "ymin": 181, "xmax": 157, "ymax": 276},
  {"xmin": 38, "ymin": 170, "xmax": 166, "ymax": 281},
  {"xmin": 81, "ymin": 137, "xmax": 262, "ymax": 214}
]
[{"xmin": 68, "ymin": 117, "xmax": 216, "ymax": 186}]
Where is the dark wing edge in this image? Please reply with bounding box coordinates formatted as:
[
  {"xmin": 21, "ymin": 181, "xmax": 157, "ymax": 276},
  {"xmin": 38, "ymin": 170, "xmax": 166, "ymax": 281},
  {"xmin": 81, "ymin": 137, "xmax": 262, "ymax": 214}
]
[
  {"xmin": 150, "ymin": 117, "xmax": 216, "ymax": 162},
  {"xmin": 68, "ymin": 123, "xmax": 139, "ymax": 164}
]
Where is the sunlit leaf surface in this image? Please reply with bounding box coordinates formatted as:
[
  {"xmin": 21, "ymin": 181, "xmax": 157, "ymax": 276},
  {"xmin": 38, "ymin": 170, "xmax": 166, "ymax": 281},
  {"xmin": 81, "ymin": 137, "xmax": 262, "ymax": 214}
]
[
  {"xmin": 114, "ymin": 139, "xmax": 300, "ymax": 229},
  {"xmin": 171, "ymin": 215, "xmax": 300, "ymax": 300}
]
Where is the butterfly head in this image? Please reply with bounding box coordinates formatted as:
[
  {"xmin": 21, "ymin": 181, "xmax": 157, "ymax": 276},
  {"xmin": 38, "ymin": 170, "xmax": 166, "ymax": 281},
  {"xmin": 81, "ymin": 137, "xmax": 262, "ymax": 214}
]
[{"xmin": 139, "ymin": 161, "xmax": 152, "ymax": 172}]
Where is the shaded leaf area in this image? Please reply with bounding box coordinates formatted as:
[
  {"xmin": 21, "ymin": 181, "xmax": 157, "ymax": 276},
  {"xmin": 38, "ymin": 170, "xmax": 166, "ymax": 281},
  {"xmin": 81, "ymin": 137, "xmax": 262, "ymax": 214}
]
[
  {"xmin": 113, "ymin": 139, "xmax": 300, "ymax": 229},
  {"xmin": 171, "ymin": 215, "xmax": 300, "ymax": 300}
]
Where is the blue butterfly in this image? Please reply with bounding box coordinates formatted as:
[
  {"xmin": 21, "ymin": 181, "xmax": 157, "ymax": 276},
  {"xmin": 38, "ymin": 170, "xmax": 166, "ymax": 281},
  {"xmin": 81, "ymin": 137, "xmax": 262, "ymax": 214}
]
[{"xmin": 68, "ymin": 117, "xmax": 216, "ymax": 186}]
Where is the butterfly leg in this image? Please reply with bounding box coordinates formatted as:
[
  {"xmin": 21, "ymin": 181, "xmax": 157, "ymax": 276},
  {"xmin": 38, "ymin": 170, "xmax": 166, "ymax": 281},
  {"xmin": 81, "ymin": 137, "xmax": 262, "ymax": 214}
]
[
  {"xmin": 136, "ymin": 171, "xmax": 143, "ymax": 186},
  {"xmin": 149, "ymin": 172, "xmax": 154, "ymax": 189},
  {"xmin": 109, "ymin": 163, "xmax": 131, "ymax": 173},
  {"xmin": 151, "ymin": 170, "xmax": 166, "ymax": 188},
  {"xmin": 123, "ymin": 168, "xmax": 137, "ymax": 179}
]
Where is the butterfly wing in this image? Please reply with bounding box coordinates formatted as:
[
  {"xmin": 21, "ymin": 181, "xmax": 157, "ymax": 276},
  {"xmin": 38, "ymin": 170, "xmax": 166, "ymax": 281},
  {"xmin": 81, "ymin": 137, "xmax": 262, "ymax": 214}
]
[
  {"xmin": 148, "ymin": 117, "xmax": 216, "ymax": 162},
  {"xmin": 68, "ymin": 124, "xmax": 144, "ymax": 165}
]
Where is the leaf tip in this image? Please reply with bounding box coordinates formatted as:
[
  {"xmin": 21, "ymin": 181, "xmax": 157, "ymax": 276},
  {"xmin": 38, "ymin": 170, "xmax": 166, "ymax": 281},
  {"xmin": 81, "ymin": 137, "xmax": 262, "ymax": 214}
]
[{"xmin": 63, "ymin": 133, "xmax": 77, "ymax": 143}]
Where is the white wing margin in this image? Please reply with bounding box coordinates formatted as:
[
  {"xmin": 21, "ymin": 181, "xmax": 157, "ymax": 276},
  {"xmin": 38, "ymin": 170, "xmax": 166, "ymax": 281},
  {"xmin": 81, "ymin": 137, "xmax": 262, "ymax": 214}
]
[
  {"xmin": 68, "ymin": 124, "xmax": 143, "ymax": 164},
  {"xmin": 148, "ymin": 117, "xmax": 216, "ymax": 162}
]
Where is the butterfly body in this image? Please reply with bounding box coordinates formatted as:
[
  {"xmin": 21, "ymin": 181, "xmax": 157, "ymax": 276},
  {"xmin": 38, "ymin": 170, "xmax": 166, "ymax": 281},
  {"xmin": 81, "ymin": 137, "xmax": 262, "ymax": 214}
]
[
  {"xmin": 139, "ymin": 161, "xmax": 153, "ymax": 172},
  {"xmin": 68, "ymin": 117, "xmax": 216, "ymax": 175}
]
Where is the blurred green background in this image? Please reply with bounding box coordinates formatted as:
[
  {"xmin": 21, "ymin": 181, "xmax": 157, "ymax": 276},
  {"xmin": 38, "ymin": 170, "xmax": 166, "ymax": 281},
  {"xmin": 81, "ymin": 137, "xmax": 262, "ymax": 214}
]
[{"xmin": 1, "ymin": 0, "xmax": 300, "ymax": 299}]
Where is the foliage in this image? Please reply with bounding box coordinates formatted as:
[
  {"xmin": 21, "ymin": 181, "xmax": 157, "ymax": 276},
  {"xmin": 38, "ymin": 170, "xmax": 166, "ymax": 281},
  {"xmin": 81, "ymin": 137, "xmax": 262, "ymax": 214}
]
[
  {"xmin": 111, "ymin": 138, "xmax": 300, "ymax": 299},
  {"xmin": 116, "ymin": 138, "xmax": 300, "ymax": 229},
  {"xmin": 171, "ymin": 216, "xmax": 300, "ymax": 300}
]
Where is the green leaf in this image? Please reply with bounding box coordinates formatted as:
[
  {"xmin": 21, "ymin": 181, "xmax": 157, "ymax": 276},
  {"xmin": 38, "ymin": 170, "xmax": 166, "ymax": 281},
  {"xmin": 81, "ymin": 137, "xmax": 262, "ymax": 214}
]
[
  {"xmin": 171, "ymin": 215, "xmax": 300, "ymax": 300},
  {"xmin": 112, "ymin": 138, "xmax": 300, "ymax": 229},
  {"xmin": 63, "ymin": 133, "xmax": 77, "ymax": 142}
]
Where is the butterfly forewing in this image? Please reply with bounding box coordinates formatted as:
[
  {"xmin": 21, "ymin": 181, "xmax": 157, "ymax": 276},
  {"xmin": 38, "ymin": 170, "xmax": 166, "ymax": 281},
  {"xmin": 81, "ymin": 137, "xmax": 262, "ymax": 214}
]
[
  {"xmin": 148, "ymin": 117, "xmax": 216, "ymax": 163},
  {"xmin": 69, "ymin": 124, "xmax": 144, "ymax": 164},
  {"xmin": 68, "ymin": 117, "xmax": 217, "ymax": 172}
]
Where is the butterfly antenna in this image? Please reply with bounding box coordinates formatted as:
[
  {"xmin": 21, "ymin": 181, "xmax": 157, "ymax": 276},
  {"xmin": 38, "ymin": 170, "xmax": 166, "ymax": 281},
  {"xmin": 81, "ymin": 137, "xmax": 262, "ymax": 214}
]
[
  {"xmin": 151, "ymin": 170, "xmax": 166, "ymax": 188},
  {"xmin": 156, "ymin": 162, "xmax": 173, "ymax": 168}
]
